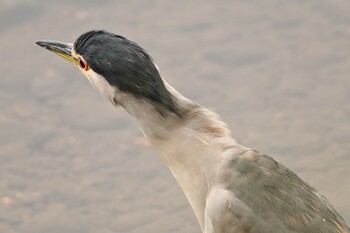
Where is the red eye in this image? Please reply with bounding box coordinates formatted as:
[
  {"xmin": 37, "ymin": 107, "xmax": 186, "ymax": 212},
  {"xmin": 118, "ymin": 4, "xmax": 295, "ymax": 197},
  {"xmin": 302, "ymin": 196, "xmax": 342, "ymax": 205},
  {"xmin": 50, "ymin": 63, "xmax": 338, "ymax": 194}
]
[{"xmin": 79, "ymin": 58, "xmax": 89, "ymax": 71}]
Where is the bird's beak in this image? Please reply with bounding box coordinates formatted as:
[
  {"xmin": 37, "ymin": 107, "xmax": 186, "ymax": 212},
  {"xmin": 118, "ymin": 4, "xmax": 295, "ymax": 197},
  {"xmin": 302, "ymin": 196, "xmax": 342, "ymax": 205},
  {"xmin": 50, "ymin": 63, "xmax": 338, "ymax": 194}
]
[{"xmin": 35, "ymin": 40, "xmax": 78, "ymax": 65}]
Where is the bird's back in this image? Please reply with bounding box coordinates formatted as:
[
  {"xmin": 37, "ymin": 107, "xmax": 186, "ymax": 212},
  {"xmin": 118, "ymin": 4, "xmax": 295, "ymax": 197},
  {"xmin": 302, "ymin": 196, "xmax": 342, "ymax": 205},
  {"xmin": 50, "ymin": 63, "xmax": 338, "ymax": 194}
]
[{"xmin": 209, "ymin": 148, "xmax": 349, "ymax": 233}]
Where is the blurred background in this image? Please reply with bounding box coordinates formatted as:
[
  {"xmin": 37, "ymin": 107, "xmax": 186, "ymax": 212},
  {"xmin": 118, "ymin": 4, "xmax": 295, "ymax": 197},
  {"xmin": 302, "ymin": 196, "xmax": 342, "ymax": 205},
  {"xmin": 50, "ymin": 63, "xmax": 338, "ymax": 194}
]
[{"xmin": 0, "ymin": 0, "xmax": 349, "ymax": 232}]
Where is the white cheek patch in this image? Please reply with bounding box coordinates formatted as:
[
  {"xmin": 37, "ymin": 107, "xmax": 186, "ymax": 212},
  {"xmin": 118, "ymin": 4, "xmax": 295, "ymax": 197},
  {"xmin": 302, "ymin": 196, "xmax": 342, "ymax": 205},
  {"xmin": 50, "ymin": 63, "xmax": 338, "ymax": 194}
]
[{"xmin": 84, "ymin": 69, "xmax": 116, "ymax": 101}]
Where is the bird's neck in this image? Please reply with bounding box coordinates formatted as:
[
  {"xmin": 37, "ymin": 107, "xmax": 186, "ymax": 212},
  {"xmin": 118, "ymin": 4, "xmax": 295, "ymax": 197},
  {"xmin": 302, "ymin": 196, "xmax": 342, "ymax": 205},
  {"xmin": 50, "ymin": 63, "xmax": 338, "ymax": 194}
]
[{"xmin": 119, "ymin": 81, "xmax": 238, "ymax": 230}]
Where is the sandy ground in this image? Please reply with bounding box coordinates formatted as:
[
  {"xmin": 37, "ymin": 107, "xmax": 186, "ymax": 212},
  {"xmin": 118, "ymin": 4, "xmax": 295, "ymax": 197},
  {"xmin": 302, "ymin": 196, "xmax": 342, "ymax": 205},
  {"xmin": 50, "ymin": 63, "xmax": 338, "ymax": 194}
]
[{"xmin": 0, "ymin": 0, "xmax": 349, "ymax": 232}]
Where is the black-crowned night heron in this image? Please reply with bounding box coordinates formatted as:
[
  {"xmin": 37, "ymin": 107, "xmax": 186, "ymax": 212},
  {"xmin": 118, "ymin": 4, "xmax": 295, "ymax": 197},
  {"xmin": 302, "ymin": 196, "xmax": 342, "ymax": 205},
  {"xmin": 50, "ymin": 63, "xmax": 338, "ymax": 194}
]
[{"xmin": 36, "ymin": 30, "xmax": 349, "ymax": 233}]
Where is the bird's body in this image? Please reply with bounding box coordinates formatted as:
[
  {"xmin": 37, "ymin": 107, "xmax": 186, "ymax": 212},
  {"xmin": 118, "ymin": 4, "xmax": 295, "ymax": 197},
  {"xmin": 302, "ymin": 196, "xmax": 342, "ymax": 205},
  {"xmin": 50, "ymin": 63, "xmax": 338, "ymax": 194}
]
[{"xmin": 36, "ymin": 30, "xmax": 349, "ymax": 233}]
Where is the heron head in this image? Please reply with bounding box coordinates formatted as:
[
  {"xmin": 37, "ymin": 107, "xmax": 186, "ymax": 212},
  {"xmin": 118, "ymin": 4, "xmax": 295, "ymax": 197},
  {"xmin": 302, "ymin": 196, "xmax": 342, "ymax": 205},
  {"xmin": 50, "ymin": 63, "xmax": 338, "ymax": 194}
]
[{"xmin": 36, "ymin": 30, "xmax": 181, "ymax": 117}]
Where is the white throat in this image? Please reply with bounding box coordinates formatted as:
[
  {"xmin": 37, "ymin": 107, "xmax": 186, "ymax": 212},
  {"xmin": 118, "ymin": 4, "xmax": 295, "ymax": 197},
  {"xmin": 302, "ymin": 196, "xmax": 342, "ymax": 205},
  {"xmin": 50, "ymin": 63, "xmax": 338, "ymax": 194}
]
[{"xmin": 83, "ymin": 69, "xmax": 238, "ymax": 230}]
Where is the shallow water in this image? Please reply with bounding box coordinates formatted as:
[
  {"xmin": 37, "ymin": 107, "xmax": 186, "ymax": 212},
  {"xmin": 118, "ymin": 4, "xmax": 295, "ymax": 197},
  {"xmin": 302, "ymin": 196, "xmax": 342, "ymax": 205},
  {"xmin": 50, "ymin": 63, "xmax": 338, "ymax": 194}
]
[{"xmin": 0, "ymin": 1, "xmax": 349, "ymax": 232}]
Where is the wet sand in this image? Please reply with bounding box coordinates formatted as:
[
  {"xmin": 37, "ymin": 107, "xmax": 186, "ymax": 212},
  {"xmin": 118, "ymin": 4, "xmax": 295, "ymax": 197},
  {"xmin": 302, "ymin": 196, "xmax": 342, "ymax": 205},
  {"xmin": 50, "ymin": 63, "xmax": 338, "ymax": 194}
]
[{"xmin": 0, "ymin": 1, "xmax": 349, "ymax": 232}]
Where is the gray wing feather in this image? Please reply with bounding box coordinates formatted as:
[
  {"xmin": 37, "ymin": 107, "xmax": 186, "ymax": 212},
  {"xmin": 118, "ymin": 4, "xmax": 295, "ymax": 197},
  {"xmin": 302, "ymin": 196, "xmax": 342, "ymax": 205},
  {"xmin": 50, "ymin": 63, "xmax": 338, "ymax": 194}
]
[{"xmin": 211, "ymin": 149, "xmax": 349, "ymax": 233}]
